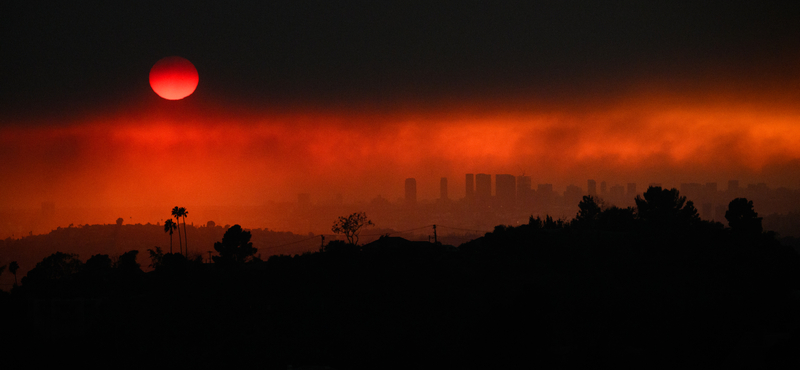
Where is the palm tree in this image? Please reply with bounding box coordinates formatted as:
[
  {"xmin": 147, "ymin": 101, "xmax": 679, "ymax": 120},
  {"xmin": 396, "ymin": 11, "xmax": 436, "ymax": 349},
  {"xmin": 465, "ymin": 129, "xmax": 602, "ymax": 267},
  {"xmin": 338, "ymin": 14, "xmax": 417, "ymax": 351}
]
[
  {"xmin": 9, "ymin": 261, "xmax": 19, "ymax": 286},
  {"xmin": 164, "ymin": 219, "xmax": 177, "ymax": 254},
  {"xmin": 177, "ymin": 207, "xmax": 188, "ymax": 257},
  {"xmin": 171, "ymin": 206, "xmax": 183, "ymax": 254}
]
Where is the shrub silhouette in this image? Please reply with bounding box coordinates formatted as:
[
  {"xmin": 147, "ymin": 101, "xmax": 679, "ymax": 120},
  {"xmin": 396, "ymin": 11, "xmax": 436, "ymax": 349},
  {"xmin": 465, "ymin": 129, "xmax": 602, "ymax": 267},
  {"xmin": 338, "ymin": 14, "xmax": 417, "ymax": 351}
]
[
  {"xmin": 725, "ymin": 198, "xmax": 763, "ymax": 235},
  {"xmin": 635, "ymin": 186, "xmax": 699, "ymax": 227},
  {"xmin": 332, "ymin": 212, "xmax": 373, "ymax": 245},
  {"xmin": 212, "ymin": 224, "xmax": 257, "ymax": 265}
]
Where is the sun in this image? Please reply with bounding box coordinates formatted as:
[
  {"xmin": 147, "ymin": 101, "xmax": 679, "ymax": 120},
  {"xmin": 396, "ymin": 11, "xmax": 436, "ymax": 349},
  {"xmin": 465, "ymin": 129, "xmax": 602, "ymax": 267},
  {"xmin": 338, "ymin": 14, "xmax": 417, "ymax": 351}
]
[{"xmin": 149, "ymin": 56, "xmax": 199, "ymax": 100}]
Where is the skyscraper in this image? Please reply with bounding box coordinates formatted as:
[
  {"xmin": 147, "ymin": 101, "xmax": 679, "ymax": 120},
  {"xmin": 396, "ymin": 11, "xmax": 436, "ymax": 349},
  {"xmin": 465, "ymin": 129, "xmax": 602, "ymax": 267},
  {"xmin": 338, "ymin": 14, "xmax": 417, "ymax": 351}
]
[
  {"xmin": 475, "ymin": 173, "xmax": 491, "ymax": 200},
  {"xmin": 495, "ymin": 174, "xmax": 516, "ymax": 207},
  {"xmin": 610, "ymin": 184, "xmax": 625, "ymax": 199},
  {"xmin": 588, "ymin": 179, "xmax": 597, "ymax": 197},
  {"xmin": 517, "ymin": 175, "xmax": 532, "ymax": 205},
  {"xmin": 405, "ymin": 178, "xmax": 417, "ymax": 205},
  {"xmin": 627, "ymin": 183, "xmax": 636, "ymax": 196},
  {"xmin": 728, "ymin": 180, "xmax": 739, "ymax": 193},
  {"xmin": 465, "ymin": 174, "xmax": 475, "ymax": 199}
]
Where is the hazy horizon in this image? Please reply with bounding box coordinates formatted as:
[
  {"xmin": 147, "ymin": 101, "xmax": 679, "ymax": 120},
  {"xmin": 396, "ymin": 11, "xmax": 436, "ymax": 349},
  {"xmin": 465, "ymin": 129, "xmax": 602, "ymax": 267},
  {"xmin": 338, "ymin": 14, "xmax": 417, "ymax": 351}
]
[{"xmin": 3, "ymin": 2, "xmax": 800, "ymax": 216}]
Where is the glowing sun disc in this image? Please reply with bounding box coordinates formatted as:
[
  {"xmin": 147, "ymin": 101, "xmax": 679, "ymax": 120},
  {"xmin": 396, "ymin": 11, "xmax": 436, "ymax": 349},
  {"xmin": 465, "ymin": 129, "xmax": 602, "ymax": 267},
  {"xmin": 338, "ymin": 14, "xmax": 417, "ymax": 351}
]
[{"xmin": 149, "ymin": 56, "xmax": 199, "ymax": 100}]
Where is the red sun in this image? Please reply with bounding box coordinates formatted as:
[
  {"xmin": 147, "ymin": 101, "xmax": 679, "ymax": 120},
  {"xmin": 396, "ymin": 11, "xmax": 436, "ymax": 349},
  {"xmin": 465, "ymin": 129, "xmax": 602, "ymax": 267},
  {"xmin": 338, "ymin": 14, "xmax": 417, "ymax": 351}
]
[{"xmin": 149, "ymin": 56, "xmax": 199, "ymax": 100}]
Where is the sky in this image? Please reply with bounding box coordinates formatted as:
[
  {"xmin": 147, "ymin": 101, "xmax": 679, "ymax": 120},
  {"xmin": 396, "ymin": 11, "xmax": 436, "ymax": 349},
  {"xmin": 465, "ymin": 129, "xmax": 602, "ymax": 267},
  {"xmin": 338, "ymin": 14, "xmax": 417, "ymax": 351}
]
[{"xmin": 3, "ymin": 1, "xmax": 800, "ymax": 212}]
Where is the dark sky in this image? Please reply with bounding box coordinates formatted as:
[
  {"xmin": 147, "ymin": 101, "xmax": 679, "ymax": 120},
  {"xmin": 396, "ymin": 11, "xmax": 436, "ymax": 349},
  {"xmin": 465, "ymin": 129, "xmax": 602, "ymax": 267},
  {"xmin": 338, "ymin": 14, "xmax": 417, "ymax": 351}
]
[
  {"xmin": 4, "ymin": 1, "xmax": 800, "ymax": 118},
  {"xmin": 3, "ymin": 1, "xmax": 800, "ymax": 213}
]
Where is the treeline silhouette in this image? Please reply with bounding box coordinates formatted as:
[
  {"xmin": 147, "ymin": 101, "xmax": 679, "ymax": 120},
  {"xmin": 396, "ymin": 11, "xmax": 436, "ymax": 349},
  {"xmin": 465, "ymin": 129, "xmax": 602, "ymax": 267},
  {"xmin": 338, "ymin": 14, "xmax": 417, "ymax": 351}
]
[
  {"xmin": 1, "ymin": 187, "xmax": 799, "ymax": 369},
  {"xmin": 0, "ymin": 221, "xmax": 319, "ymax": 287}
]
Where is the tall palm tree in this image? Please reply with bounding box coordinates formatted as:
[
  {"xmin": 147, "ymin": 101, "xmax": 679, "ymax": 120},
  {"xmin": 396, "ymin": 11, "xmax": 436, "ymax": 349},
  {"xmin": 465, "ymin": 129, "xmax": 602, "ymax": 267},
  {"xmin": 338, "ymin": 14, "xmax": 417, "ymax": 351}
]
[
  {"xmin": 178, "ymin": 207, "xmax": 188, "ymax": 257},
  {"xmin": 164, "ymin": 219, "xmax": 177, "ymax": 254},
  {"xmin": 171, "ymin": 206, "xmax": 183, "ymax": 255},
  {"xmin": 9, "ymin": 261, "xmax": 19, "ymax": 286}
]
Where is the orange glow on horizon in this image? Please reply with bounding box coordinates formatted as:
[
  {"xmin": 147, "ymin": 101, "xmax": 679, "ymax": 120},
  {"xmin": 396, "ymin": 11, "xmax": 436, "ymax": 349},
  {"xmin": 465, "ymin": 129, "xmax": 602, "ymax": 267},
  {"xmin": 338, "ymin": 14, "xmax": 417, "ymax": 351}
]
[{"xmin": 2, "ymin": 93, "xmax": 800, "ymax": 214}]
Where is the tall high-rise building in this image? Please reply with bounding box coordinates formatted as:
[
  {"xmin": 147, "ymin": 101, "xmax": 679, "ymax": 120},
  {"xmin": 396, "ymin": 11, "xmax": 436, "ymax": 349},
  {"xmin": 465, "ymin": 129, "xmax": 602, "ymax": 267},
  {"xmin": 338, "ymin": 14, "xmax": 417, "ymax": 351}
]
[
  {"xmin": 495, "ymin": 174, "xmax": 516, "ymax": 207},
  {"xmin": 600, "ymin": 181, "xmax": 607, "ymax": 195},
  {"xmin": 680, "ymin": 183, "xmax": 703, "ymax": 200},
  {"xmin": 537, "ymin": 183, "xmax": 554, "ymax": 194},
  {"xmin": 517, "ymin": 175, "xmax": 532, "ymax": 204},
  {"xmin": 440, "ymin": 177, "xmax": 448, "ymax": 200},
  {"xmin": 564, "ymin": 184, "xmax": 583, "ymax": 206},
  {"xmin": 405, "ymin": 178, "xmax": 417, "ymax": 204},
  {"xmin": 728, "ymin": 180, "xmax": 739, "ymax": 192},
  {"xmin": 610, "ymin": 184, "xmax": 625, "ymax": 199},
  {"xmin": 588, "ymin": 179, "xmax": 597, "ymax": 197},
  {"xmin": 627, "ymin": 183, "xmax": 636, "ymax": 196},
  {"xmin": 475, "ymin": 173, "xmax": 491, "ymax": 200},
  {"xmin": 537, "ymin": 184, "xmax": 554, "ymax": 208},
  {"xmin": 465, "ymin": 174, "xmax": 475, "ymax": 199}
]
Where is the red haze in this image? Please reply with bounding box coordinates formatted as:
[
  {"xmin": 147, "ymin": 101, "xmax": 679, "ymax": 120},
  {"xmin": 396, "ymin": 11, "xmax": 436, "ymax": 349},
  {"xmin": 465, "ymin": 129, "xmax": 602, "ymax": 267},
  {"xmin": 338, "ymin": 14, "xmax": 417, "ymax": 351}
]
[{"xmin": 1, "ymin": 91, "xmax": 800, "ymax": 223}]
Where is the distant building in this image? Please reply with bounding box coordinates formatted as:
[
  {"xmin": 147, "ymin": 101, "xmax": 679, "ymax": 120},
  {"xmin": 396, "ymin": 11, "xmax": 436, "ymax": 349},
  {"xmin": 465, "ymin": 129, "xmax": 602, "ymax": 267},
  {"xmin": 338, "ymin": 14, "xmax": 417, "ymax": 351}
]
[
  {"xmin": 475, "ymin": 174, "xmax": 491, "ymax": 200},
  {"xmin": 610, "ymin": 184, "xmax": 625, "ymax": 199},
  {"xmin": 627, "ymin": 183, "xmax": 636, "ymax": 196},
  {"xmin": 405, "ymin": 178, "xmax": 417, "ymax": 205},
  {"xmin": 537, "ymin": 183, "xmax": 554, "ymax": 194},
  {"xmin": 440, "ymin": 177, "xmax": 448, "ymax": 200},
  {"xmin": 517, "ymin": 175, "xmax": 532, "ymax": 205},
  {"xmin": 588, "ymin": 180, "xmax": 597, "ymax": 197},
  {"xmin": 728, "ymin": 180, "xmax": 739, "ymax": 193},
  {"xmin": 702, "ymin": 203, "xmax": 713, "ymax": 220},
  {"xmin": 537, "ymin": 184, "xmax": 555, "ymax": 208},
  {"xmin": 680, "ymin": 183, "xmax": 703, "ymax": 201},
  {"xmin": 564, "ymin": 184, "xmax": 583, "ymax": 206},
  {"xmin": 465, "ymin": 174, "xmax": 475, "ymax": 199},
  {"xmin": 495, "ymin": 174, "xmax": 516, "ymax": 207},
  {"xmin": 600, "ymin": 181, "xmax": 607, "ymax": 195},
  {"xmin": 715, "ymin": 204, "xmax": 728, "ymax": 222}
]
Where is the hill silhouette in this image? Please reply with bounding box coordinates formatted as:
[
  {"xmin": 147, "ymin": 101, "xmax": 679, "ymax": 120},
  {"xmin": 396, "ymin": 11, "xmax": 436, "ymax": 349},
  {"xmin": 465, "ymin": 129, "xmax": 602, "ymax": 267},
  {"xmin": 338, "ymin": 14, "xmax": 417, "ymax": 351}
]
[
  {"xmin": 0, "ymin": 222, "xmax": 320, "ymax": 289},
  {"xmin": 2, "ymin": 190, "xmax": 799, "ymax": 368}
]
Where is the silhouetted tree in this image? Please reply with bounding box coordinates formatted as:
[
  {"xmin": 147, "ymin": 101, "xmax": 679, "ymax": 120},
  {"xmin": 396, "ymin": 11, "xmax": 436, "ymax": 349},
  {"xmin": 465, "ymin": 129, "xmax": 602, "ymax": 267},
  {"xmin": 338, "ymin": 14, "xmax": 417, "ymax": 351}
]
[
  {"xmin": 332, "ymin": 212, "xmax": 373, "ymax": 245},
  {"xmin": 21, "ymin": 252, "xmax": 83, "ymax": 292},
  {"xmin": 212, "ymin": 225, "xmax": 257, "ymax": 265},
  {"xmin": 573, "ymin": 195, "xmax": 603, "ymax": 228},
  {"xmin": 114, "ymin": 250, "xmax": 141, "ymax": 273},
  {"xmin": 597, "ymin": 206, "xmax": 637, "ymax": 231},
  {"xmin": 635, "ymin": 186, "xmax": 699, "ymax": 227},
  {"xmin": 116, "ymin": 217, "xmax": 124, "ymax": 226},
  {"xmin": 164, "ymin": 219, "xmax": 177, "ymax": 254},
  {"xmin": 171, "ymin": 206, "xmax": 183, "ymax": 254},
  {"xmin": 147, "ymin": 247, "xmax": 164, "ymax": 269},
  {"xmin": 84, "ymin": 254, "xmax": 112, "ymax": 273},
  {"xmin": 725, "ymin": 198, "xmax": 763, "ymax": 235},
  {"xmin": 529, "ymin": 215, "xmax": 564, "ymax": 230},
  {"xmin": 9, "ymin": 261, "xmax": 18, "ymax": 286},
  {"xmin": 178, "ymin": 207, "xmax": 189, "ymax": 256}
]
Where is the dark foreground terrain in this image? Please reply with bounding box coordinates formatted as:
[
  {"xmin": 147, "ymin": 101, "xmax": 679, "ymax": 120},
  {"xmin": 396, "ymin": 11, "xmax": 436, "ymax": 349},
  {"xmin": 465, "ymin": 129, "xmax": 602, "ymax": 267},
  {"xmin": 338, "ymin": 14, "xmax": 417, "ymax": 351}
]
[{"xmin": 2, "ymin": 191, "xmax": 799, "ymax": 369}]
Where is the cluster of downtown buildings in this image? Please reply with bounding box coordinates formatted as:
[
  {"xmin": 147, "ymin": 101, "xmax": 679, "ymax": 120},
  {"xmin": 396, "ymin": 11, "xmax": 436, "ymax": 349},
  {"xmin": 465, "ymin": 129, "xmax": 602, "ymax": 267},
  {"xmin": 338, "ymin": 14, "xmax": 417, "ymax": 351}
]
[{"xmin": 401, "ymin": 175, "xmax": 798, "ymax": 224}]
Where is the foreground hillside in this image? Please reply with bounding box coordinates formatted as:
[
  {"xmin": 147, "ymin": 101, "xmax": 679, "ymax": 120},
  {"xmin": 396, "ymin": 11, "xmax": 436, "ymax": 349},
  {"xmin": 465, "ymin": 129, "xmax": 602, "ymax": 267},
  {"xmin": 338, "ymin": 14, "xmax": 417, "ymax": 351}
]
[
  {"xmin": 0, "ymin": 222, "xmax": 316, "ymax": 288},
  {"xmin": 2, "ymin": 190, "xmax": 799, "ymax": 368}
]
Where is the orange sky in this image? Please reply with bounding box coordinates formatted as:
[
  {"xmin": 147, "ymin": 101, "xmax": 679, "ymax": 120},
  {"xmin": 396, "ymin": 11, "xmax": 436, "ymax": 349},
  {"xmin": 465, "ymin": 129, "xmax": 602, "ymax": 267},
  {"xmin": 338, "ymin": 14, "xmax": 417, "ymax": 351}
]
[{"xmin": 2, "ymin": 87, "xmax": 800, "ymax": 216}]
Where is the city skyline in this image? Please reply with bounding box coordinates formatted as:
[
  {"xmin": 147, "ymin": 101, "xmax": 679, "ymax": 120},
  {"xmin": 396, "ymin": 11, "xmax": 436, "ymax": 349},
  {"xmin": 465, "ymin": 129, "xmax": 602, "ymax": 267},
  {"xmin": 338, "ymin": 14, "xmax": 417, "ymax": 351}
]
[{"xmin": 2, "ymin": 2, "xmax": 800, "ymax": 215}]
